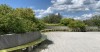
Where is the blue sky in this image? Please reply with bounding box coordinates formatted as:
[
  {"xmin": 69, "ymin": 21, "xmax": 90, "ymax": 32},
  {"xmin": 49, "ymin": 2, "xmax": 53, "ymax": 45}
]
[
  {"xmin": 0, "ymin": 0, "xmax": 51, "ymax": 9},
  {"xmin": 0, "ymin": 0, "xmax": 100, "ymax": 20}
]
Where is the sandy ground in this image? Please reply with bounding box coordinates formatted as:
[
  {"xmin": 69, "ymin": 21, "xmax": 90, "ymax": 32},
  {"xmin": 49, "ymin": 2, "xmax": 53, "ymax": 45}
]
[{"xmin": 39, "ymin": 32, "xmax": 100, "ymax": 52}]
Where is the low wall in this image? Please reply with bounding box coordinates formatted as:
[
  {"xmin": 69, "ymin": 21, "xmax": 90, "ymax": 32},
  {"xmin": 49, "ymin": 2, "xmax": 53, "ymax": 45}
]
[
  {"xmin": 46, "ymin": 26, "xmax": 69, "ymax": 31},
  {"xmin": 0, "ymin": 31, "xmax": 41, "ymax": 50},
  {"xmin": 85, "ymin": 26, "xmax": 99, "ymax": 32},
  {"xmin": 45, "ymin": 26, "xmax": 100, "ymax": 32}
]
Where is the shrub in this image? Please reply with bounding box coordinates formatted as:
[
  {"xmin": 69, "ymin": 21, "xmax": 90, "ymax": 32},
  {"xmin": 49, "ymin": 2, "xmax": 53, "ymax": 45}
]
[
  {"xmin": 35, "ymin": 20, "xmax": 46, "ymax": 31},
  {"xmin": 68, "ymin": 20, "xmax": 86, "ymax": 32},
  {"xmin": 60, "ymin": 18, "xmax": 74, "ymax": 26},
  {"xmin": 0, "ymin": 4, "xmax": 40, "ymax": 34}
]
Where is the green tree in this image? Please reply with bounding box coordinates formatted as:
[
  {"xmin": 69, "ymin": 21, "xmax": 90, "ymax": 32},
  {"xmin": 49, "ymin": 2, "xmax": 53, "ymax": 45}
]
[
  {"xmin": 36, "ymin": 20, "xmax": 46, "ymax": 30},
  {"xmin": 83, "ymin": 15, "xmax": 100, "ymax": 27},
  {"xmin": 0, "ymin": 4, "xmax": 38, "ymax": 34},
  {"xmin": 68, "ymin": 20, "xmax": 86, "ymax": 32},
  {"xmin": 14, "ymin": 8, "xmax": 36, "ymax": 21},
  {"xmin": 91, "ymin": 15, "xmax": 100, "ymax": 26},
  {"xmin": 42, "ymin": 13, "xmax": 62, "ymax": 24},
  {"xmin": 83, "ymin": 20, "xmax": 94, "ymax": 26},
  {"xmin": 0, "ymin": 4, "xmax": 13, "ymax": 15},
  {"xmin": 60, "ymin": 18, "xmax": 74, "ymax": 26},
  {"xmin": 0, "ymin": 4, "xmax": 14, "ymax": 34}
]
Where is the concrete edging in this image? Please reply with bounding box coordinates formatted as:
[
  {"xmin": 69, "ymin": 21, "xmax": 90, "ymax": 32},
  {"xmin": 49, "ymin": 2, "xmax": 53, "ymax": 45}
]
[{"xmin": 0, "ymin": 35, "xmax": 46, "ymax": 52}]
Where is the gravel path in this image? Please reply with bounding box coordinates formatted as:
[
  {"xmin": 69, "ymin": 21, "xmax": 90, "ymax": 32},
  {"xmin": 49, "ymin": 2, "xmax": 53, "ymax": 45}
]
[{"xmin": 40, "ymin": 32, "xmax": 100, "ymax": 52}]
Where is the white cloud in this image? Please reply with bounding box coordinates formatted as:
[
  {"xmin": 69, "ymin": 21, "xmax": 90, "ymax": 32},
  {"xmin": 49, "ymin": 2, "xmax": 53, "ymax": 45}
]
[
  {"xmin": 43, "ymin": 7, "xmax": 53, "ymax": 14},
  {"xmin": 35, "ymin": 0, "xmax": 100, "ymax": 18},
  {"xmin": 81, "ymin": 13, "xmax": 93, "ymax": 19},
  {"xmin": 35, "ymin": 7, "xmax": 54, "ymax": 18},
  {"xmin": 51, "ymin": 0, "xmax": 100, "ymax": 12},
  {"xmin": 82, "ymin": 14, "xmax": 93, "ymax": 17},
  {"xmin": 74, "ymin": 12, "xmax": 100, "ymax": 20},
  {"xmin": 95, "ymin": 1, "xmax": 100, "ymax": 11}
]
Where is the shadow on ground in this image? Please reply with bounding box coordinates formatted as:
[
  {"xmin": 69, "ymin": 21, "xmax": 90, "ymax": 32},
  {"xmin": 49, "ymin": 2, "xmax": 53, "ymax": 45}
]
[{"xmin": 31, "ymin": 39, "xmax": 53, "ymax": 52}]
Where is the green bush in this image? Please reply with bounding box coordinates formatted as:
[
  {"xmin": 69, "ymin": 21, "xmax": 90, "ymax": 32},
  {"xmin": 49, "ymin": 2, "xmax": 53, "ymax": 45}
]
[
  {"xmin": 60, "ymin": 18, "xmax": 74, "ymax": 26},
  {"xmin": 68, "ymin": 20, "xmax": 86, "ymax": 32},
  {"xmin": 42, "ymin": 13, "xmax": 62, "ymax": 24},
  {"xmin": 0, "ymin": 4, "xmax": 44, "ymax": 34},
  {"xmin": 35, "ymin": 20, "xmax": 46, "ymax": 31}
]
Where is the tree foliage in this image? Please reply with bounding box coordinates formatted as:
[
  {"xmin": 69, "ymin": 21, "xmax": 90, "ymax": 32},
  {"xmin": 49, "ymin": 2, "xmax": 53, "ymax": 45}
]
[
  {"xmin": 68, "ymin": 20, "xmax": 86, "ymax": 32},
  {"xmin": 91, "ymin": 15, "xmax": 100, "ymax": 26},
  {"xmin": 60, "ymin": 18, "xmax": 86, "ymax": 31},
  {"xmin": 0, "ymin": 4, "xmax": 45, "ymax": 34},
  {"xmin": 68, "ymin": 20, "xmax": 86, "ymax": 28},
  {"xmin": 0, "ymin": 4, "xmax": 13, "ymax": 15},
  {"xmin": 35, "ymin": 20, "xmax": 46, "ymax": 30},
  {"xmin": 42, "ymin": 13, "xmax": 62, "ymax": 24},
  {"xmin": 60, "ymin": 18, "xmax": 74, "ymax": 26},
  {"xmin": 83, "ymin": 15, "xmax": 100, "ymax": 27}
]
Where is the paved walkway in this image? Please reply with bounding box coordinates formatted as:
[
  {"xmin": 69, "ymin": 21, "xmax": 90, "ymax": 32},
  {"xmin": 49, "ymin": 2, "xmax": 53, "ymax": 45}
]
[{"xmin": 40, "ymin": 32, "xmax": 100, "ymax": 52}]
